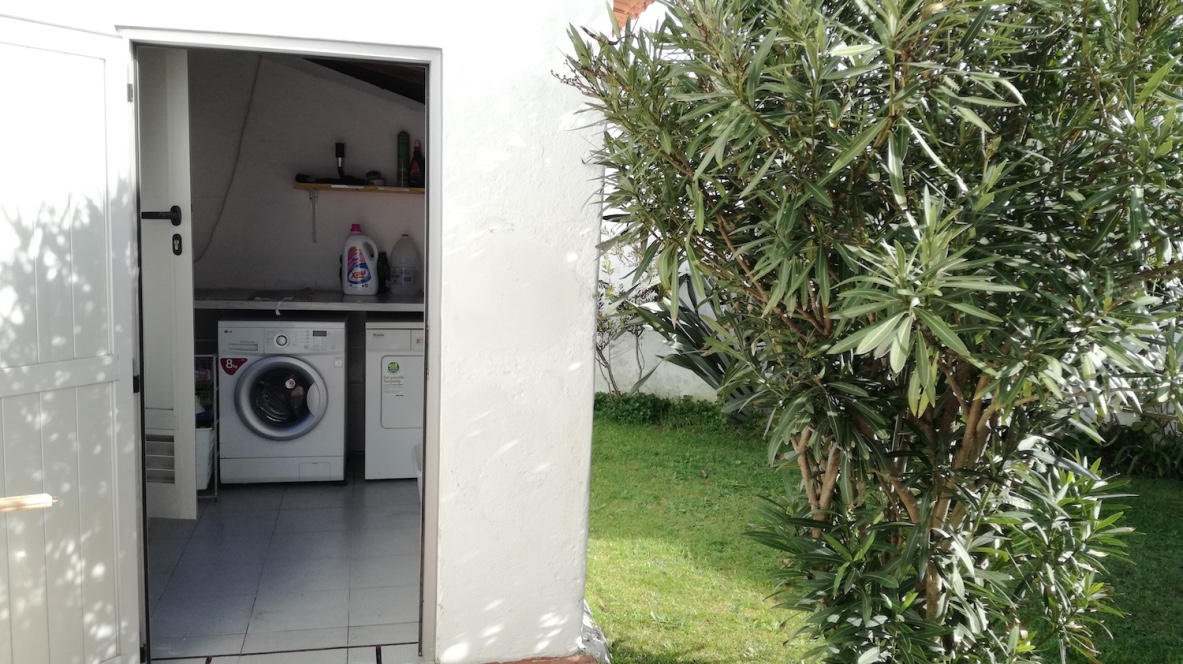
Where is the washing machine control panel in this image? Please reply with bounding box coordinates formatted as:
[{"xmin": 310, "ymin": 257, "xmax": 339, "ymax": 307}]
[
  {"xmin": 285, "ymin": 328, "xmax": 344, "ymax": 352},
  {"xmin": 220, "ymin": 323, "xmax": 346, "ymax": 354}
]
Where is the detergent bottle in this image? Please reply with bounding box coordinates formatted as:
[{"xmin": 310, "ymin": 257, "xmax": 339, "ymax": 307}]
[
  {"xmin": 341, "ymin": 224, "xmax": 379, "ymax": 295},
  {"xmin": 389, "ymin": 233, "xmax": 423, "ymax": 298}
]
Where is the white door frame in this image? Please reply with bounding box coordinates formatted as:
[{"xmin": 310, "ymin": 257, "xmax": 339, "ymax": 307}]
[{"xmin": 118, "ymin": 27, "xmax": 443, "ymax": 661}]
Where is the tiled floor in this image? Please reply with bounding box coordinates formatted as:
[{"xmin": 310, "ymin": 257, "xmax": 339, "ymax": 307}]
[{"xmin": 148, "ymin": 473, "xmax": 421, "ymax": 661}]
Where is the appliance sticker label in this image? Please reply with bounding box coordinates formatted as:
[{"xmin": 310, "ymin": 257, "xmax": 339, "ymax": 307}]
[
  {"xmin": 383, "ymin": 360, "xmax": 405, "ymax": 396},
  {"xmin": 221, "ymin": 358, "xmax": 248, "ymax": 375}
]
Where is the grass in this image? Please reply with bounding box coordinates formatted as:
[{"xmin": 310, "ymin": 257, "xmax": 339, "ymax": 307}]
[
  {"xmin": 588, "ymin": 415, "xmax": 1183, "ymax": 664},
  {"xmin": 1082, "ymin": 478, "xmax": 1183, "ymax": 663},
  {"xmin": 586, "ymin": 419, "xmax": 806, "ymax": 663}
]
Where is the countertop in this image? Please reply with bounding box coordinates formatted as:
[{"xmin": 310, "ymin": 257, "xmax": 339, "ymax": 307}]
[{"xmin": 194, "ymin": 288, "xmax": 425, "ymax": 313}]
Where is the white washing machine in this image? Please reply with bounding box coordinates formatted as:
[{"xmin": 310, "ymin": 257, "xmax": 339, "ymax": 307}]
[
  {"xmin": 218, "ymin": 320, "xmax": 346, "ymax": 483},
  {"xmin": 365, "ymin": 322, "xmax": 425, "ymax": 480}
]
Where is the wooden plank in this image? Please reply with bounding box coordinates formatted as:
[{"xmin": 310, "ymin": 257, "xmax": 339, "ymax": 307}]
[
  {"xmin": 2, "ymin": 393, "xmax": 50, "ymax": 664},
  {"xmin": 41, "ymin": 388, "xmax": 84, "ymax": 664},
  {"xmin": 0, "ymin": 356, "xmax": 118, "ymax": 400},
  {"xmin": 70, "ymin": 168, "xmax": 112, "ymax": 361},
  {"xmin": 0, "ymin": 396, "xmax": 11, "ymax": 664},
  {"xmin": 76, "ymin": 384, "xmax": 118, "ymax": 663},
  {"xmin": 294, "ymin": 179, "xmax": 425, "ymax": 192}
]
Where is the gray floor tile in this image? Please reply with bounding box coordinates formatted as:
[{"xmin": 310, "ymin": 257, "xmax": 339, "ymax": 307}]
[
  {"xmin": 267, "ymin": 530, "xmax": 351, "ymax": 562},
  {"xmin": 347, "ymin": 646, "xmax": 378, "ymax": 663},
  {"xmin": 381, "ymin": 643, "xmax": 422, "ymax": 663},
  {"xmin": 238, "ymin": 650, "xmax": 347, "ymax": 663},
  {"xmin": 349, "ymin": 505, "xmax": 419, "ymax": 532},
  {"xmin": 181, "ymin": 534, "xmax": 271, "ymax": 567},
  {"xmin": 281, "ymin": 484, "xmax": 351, "ymax": 510},
  {"xmin": 258, "ymin": 556, "xmax": 351, "ymax": 595},
  {"xmin": 194, "ymin": 507, "xmax": 279, "ymax": 538},
  {"xmin": 150, "ymin": 517, "xmax": 198, "ymax": 540},
  {"xmin": 347, "ymin": 622, "xmax": 418, "ymax": 647},
  {"xmin": 351, "ymin": 480, "xmax": 418, "ymax": 509},
  {"xmin": 351, "ymin": 527, "xmax": 420, "ymax": 559},
  {"xmin": 248, "ymin": 588, "xmax": 349, "ymax": 633},
  {"xmin": 348, "ymin": 586, "xmax": 419, "ymax": 627},
  {"xmin": 350, "ymin": 554, "xmax": 419, "ymax": 589},
  {"xmin": 151, "ymin": 594, "xmax": 255, "ymax": 638},
  {"xmin": 163, "ymin": 561, "xmax": 265, "ymax": 599},
  {"xmin": 275, "ymin": 506, "xmax": 350, "ymax": 534},
  {"xmin": 216, "ymin": 485, "xmax": 286, "ymax": 512},
  {"xmin": 241, "ymin": 627, "xmax": 347, "ymax": 654},
  {"xmin": 150, "ymin": 633, "xmax": 245, "ymax": 659},
  {"xmin": 149, "ymin": 482, "xmax": 422, "ymax": 658},
  {"xmin": 148, "ymin": 538, "xmax": 190, "ymax": 571}
]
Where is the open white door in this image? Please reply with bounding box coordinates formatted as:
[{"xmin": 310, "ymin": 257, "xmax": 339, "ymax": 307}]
[
  {"xmin": 0, "ymin": 16, "xmax": 143, "ymax": 664},
  {"xmin": 137, "ymin": 47, "xmax": 197, "ymax": 520}
]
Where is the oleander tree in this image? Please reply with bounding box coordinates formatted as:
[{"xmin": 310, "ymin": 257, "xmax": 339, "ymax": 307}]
[{"xmin": 566, "ymin": 0, "xmax": 1183, "ymax": 661}]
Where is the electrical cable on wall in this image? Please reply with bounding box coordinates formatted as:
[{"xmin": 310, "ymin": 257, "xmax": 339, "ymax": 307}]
[{"xmin": 194, "ymin": 54, "xmax": 263, "ymax": 263}]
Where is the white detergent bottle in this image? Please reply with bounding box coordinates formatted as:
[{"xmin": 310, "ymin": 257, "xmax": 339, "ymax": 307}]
[
  {"xmin": 341, "ymin": 223, "xmax": 379, "ymax": 295},
  {"xmin": 389, "ymin": 233, "xmax": 423, "ymax": 298}
]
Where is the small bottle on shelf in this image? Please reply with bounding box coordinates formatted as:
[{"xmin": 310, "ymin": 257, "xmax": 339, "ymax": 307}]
[
  {"xmin": 409, "ymin": 140, "xmax": 425, "ymax": 188},
  {"xmin": 396, "ymin": 131, "xmax": 410, "ymax": 187}
]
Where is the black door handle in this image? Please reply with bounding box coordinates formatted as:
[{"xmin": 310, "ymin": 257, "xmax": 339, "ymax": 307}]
[{"xmin": 141, "ymin": 205, "xmax": 182, "ymax": 226}]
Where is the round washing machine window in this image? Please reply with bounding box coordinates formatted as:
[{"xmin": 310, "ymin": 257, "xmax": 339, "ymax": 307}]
[{"xmin": 234, "ymin": 355, "xmax": 329, "ymax": 441}]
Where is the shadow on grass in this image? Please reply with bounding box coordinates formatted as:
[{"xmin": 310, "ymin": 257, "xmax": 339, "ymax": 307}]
[{"xmin": 605, "ymin": 641, "xmax": 727, "ymax": 664}]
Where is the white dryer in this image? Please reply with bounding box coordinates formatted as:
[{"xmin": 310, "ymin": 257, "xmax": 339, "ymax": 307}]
[
  {"xmin": 218, "ymin": 320, "xmax": 346, "ymax": 483},
  {"xmin": 365, "ymin": 322, "xmax": 425, "ymax": 480}
]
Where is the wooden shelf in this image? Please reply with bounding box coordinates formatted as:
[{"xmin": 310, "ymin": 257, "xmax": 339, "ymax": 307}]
[{"xmin": 294, "ymin": 182, "xmax": 424, "ymax": 194}]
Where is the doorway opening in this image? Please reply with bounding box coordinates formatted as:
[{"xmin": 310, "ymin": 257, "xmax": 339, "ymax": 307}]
[{"xmin": 130, "ymin": 34, "xmax": 440, "ymax": 663}]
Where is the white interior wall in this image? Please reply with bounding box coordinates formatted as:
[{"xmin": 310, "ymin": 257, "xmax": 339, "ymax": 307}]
[
  {"xmin": 188, "ymin": 51, "xmax": 427, "ymax": 290},
  {"xmin": 8, "ymin": 2, "xmax": 608, "ymax": 663}
]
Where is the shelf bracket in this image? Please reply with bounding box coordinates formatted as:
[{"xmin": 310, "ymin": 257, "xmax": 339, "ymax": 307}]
[{"xmin": 307, "ymin": 189, "xmax": 319, "ymax": 243}]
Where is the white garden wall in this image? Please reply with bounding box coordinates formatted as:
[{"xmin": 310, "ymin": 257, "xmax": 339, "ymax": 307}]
[{"xmin": 4, "ymin": 2, "xmax": 607, "ymax": 663}]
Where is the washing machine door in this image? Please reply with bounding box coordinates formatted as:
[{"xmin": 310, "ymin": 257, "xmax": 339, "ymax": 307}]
[{"xmin": 234, "ymin": 355, "xmax": 329, "ymax": 441}]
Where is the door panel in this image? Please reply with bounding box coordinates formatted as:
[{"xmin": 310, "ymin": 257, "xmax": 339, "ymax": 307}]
[
  {"xmin": 137, "ymin": 46, "xmax": 197, "ymax": 520},
  {"xmin": 0, "ymin": 16, "xmax": 140, "ymax": 664}
]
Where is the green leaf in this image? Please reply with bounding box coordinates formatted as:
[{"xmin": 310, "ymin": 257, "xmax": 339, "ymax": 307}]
[
  {"xmin": 955, "ymin": 105, "xmax": 993, "ymax": 134},
  {"xmin": 1137, "ymin": 58, "xmax": 1178, "ymax": 106},
  {"xmin": 941, "ymin": 278, "xmax": 1023, "ymax": 292},
  {"xmin": 945, "ymin": 301, "xmax": 1002, "ymax": 322},
  {"xmin": 857, "ymin": 646, "xmax": 882, "ymax": 664},
  {"xmin": 802, "ymin": 179, "xmax": 834, "ymax": 209},
  {"xmin": 856, "ymin": 312, "xmax": 906, "ymax": 355},
  {"xmin": 830, "ymin": 116, "xmax": 888, "ymax": 175},
  {"xmin": 831, "ymin": 43, "xmax": 881, "ymax": 57},
  {"xmin": 913, "ymin": 308, "xmax": 971, "ymax": 356}
]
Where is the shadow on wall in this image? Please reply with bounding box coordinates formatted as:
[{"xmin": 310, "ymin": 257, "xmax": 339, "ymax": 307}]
[
  {"xmin": 1, "ymin": 188, "xmax": 137, "ymax": 661},
  {"xmin": 1, "ymin": 35, "xmax": 142, "ymax": 660}
]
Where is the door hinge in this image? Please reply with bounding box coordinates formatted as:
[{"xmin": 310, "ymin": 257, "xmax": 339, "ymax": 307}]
[
  {"xmin": 128, "ymin": 83, "xmax": 134, "ymax": 103},
  {"xmin": 139, "ymin": 642, "xmax": 147, "ymax": 662},
  {"xmin": 132, "ymin": 374, "xmax": 141, "ymax": 394}
]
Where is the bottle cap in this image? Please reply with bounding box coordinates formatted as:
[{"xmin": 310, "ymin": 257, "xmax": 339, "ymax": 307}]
[
  {"xmin": 413, "ymin": 140, "xmax": 421, "ymax": 148},
  {"xmin": 351, "ymin": 224, "xmax": 362, "ymax": 233}
]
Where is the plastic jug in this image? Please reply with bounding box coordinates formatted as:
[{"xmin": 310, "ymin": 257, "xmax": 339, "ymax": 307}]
[
  {"xmin": 341, "ymin": 224, "xmax": 379, "ymax": 295},
  {"xmin": 389, "ymin": 233, "xmax": 422, "ymax": 298}
]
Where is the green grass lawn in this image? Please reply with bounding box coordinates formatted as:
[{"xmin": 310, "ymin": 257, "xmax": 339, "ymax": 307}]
[
  {"xmin": 587, "ymin": 419, "xmax": 806, "ymax": 663},
  {"xmin": 588, "ymin": 417, "xmax": 1183, "ymax": 664},
  {"xmin": 1082, "ymin": 478, "xmax": 1183, "ymax": 663}
]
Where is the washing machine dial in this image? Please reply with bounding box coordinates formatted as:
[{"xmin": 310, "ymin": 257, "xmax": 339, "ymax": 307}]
[{"xmin": 275, "ymin": 334, "xmax": 288, "ymax": 347}]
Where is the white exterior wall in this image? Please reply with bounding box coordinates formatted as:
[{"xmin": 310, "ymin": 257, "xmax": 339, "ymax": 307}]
[
  {"xmin": 595, "ymin": 331, "xmax": 719, "ymax": 401},
  {"xmin": 6, "ymin": 3, "xmax": 606, "ymax": 663}
]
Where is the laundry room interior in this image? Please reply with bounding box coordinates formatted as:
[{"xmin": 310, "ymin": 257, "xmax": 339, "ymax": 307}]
[{"xmin": 143, "ymin": 45, "xmax": 428, "ymax": 661}]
